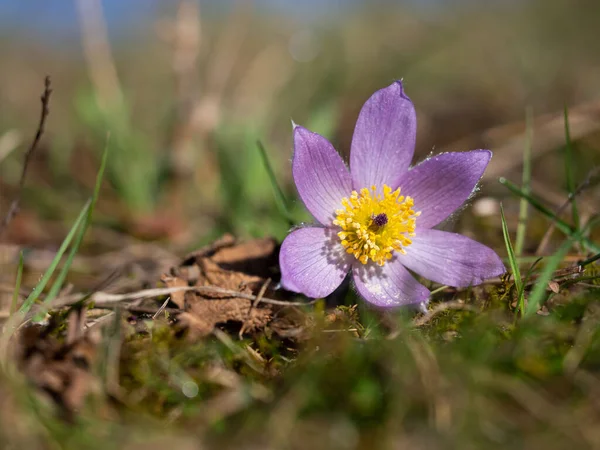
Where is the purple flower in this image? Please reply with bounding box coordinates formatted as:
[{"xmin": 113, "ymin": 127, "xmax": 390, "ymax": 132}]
[{"xmin": 279, "ymin": 81, "xmax": 505, "ymax": 307}]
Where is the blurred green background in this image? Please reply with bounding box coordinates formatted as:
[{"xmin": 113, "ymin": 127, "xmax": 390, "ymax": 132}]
[{"xmin": 1, "ymin": 0, "xmax": 600, "ymax": 251}]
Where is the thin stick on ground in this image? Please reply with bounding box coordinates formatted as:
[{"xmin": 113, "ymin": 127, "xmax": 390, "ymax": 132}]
[
  {"xmin": 240, "ymin": 278, "xmax": 271, "ymax": 338},
  {"xmin": 250, "ymin": 279, "xmax": 271, "ymax": 311},
  {"xmin": 152, "ymin": 297, "xmax": 172, "ymax": 320},
  {"xmin": 0, "ymin": 76, "xmax": 52, "ymax": 238},
  {"xmin": 21, "ymin": 284, "xmax": 314, "ymax": 319},
  {"xmin": 523, "ymin": 262, "xmax": 584, "ymax": 288}
]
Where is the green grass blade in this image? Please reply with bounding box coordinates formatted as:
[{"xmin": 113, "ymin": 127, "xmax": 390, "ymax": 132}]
[
  {"xmin": 256, "ymin": 140, "xmax": 294, "ymax": 225},
  {"xmin": 563, "ymin": 106, "xmax": 580, "ymax": 231},
  {"xmin": 515, "ymin": 107, "xmax": 533, "ymax": 256},
  {"xmin": 522, "ymin": 256, "xmax": 543, "ymax": 287},
  {"xmin": 525, "ymin": 239, "xmax": 573, "ymax": 316},
  {"xmin": 10, "ymin": 251, "xmax": 24, "ymax": 316},
  {"xmin": 17, "ymin": 199, "xmax": 91, "ymax": 315},
  {"xmin": 500, "ymin": 203, "xmax": 523, "ymax": 315},
  {"xmin": 578, "ymin": 252, "xmax": 600, "ymax": 268},
  {"xmin": 581, "ymin": 214, "xmax": 600, "ymax": 235},
  {"xmin": 499, "ymin": 177, "xmax": 600, "ymax": 253},
  {"xmin": 32, "ymin": 142, "xmax": 109, "ymax": 320},
  {"xmin": 500, "ymin": 177, "xmax": 571, "ymax": 234}
]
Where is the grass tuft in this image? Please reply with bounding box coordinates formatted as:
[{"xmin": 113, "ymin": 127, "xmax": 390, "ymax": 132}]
[
  {"xmin": 16, "ymin": 200, "xmax": 92, "ymax": 317},
  {"xmin": 500, "ymin": 203, "xmax": 524, "ymax": 315},
  {"xmin": 32, "ymin": 138, "xmax": 108, "ymax": 321}
]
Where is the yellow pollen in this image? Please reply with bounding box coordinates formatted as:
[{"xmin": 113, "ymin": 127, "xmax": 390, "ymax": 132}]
[{"xmin": 332, "ymin": 184, "xmax": 420, "ymax": 266}]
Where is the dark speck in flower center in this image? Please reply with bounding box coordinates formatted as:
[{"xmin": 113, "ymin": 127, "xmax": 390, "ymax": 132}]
[{"xmin": 372, "ymin": 213, "xmax": 388, "ymax": 227}]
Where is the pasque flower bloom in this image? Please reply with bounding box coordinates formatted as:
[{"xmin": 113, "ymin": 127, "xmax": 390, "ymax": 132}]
[{"xmin": 279, "ymin": 81, "xmax": 505, "ymax": 307}]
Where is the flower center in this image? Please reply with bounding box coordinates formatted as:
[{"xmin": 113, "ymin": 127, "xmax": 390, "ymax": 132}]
[{"xmin": 332, "ymin": 184, "xmax": 420, "ymax": 266}]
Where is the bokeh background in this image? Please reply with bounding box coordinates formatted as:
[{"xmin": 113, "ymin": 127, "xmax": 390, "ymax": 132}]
[{"xmin": 1, "ymin": 0, "xmax": 600, "ymax": 252}]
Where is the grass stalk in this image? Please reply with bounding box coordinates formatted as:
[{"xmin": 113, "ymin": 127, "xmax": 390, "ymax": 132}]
[
  {"xmin": 501, "ymin": 204, "xmax": 524, "ymax": 316},
  {"xmin": 563, "ymin": 106, "xmax": 580, "ymax": 232},
  {"xmin": 515, "ymin": 107, "xmax": 533, "ymax": 256},
  {"xmin": 10, "ymin": 252, "xmax": 24, "ymax": 316}
]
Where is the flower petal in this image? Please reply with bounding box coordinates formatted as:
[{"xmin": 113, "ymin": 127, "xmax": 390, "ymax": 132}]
[
  {"xmin": 279, "ymin": 226, "xmax": 352, "ymax": 298},
  {"xmin": 398, "ymin": 150, "xmax": 491, "ymax": 229},
  {"xmin": 293, "ymin": 126, "xmax": 352, "ymax": 225},
  {"xmin": 350, "ymin": 81, "xmax": 416, "ymax": 190},
  {"xmin": 400, "ymin": 228, "xmax": 505, "ymax": 287},
  {"xmin": 352, "ymin": 258, "xmax": 430, "ymax": 308}
]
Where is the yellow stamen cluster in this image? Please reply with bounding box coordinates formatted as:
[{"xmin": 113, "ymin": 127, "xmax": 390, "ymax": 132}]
[{"xmin": 332, "ymin": 184, "xmax": 420, "ymax": 266}]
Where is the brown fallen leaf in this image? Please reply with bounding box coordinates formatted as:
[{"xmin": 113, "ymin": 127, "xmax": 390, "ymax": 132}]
[
  {"xmin": 163, "ymin": 235, "xmax": 280, "ymax": 339},
  {"xmin": 16, "ymin": 308, "xmax": 101, "ymax": 421}
]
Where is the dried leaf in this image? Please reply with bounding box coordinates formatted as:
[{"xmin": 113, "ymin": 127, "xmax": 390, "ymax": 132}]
[
  {"xmin": 16, "ymin": 309, "xmax": 101, "ymax": 420},
  {"xmin": 548, "ymin": 280, "xmax": 560, "ymax": 293},
  {"xmin": 164, "ymin": 236, "xmax": 280, "ymax": 339}
]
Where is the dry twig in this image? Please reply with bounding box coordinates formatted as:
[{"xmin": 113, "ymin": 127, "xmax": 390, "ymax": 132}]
[
  {"xmin": 22, "ymin": 285, "xmax": 313, "ymax": 318},
  {"xmin": 240, "ymin": 278, "xmax": 271, "ymax": 338},
  {"xmin": 0, "ymin": 76, "xmax": 52, "ymax": 238},
  {"xmin": 152, "ymin": 297, "xmax": 172, "ymax": 320}
]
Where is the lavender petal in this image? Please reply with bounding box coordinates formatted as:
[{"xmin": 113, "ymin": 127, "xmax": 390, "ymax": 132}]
[
  {"xmin": 397, "ymin": 150, "xmax": 491, "ymax": 229},
  {"xmin": 293, "ymin": 125, "xmax": 352, "ymax": 226},
  {"xmin": 350, "ymin": 81, "xmax": 416, "ymax": 190},
  {"xmin": 279, "ymin": 226, "xmax": 352, "ymax": 298},
  {"xmin": 399, "ymin": 228, "xmax": 505, "ymax": 287},
  {"xmin": 352, "ymin": 258, "xmax": 430, "ymax": 308}
]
